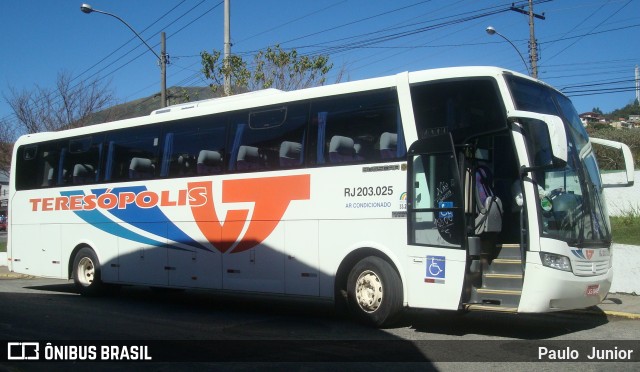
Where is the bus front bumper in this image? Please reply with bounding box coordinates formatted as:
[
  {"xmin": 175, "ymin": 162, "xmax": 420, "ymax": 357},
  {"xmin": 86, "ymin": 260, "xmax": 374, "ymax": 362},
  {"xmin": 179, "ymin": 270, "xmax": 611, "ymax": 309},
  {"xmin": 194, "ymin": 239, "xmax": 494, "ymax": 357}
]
[{"xmin": 517, "ymin": 262, "xmax": 612, "ymax": 312}]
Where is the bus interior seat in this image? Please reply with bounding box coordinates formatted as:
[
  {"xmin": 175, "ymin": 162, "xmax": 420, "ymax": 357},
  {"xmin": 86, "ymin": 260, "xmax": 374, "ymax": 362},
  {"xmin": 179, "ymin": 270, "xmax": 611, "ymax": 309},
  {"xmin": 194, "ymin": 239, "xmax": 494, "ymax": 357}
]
[
  {"xmin": 236, "ymin": 145, "xmax": 263, "ymax": 170},
  {"xmin": 197, "ymin": 150, "xmax": 223, "ymax": 175},
  {"xmin": 48, "ymin": 168, "xmax": 69, "ymax": 186},
  {"xmin": 47, "ymin": 168, "xmax": 56, "ymax": 186},
  {"xmin": 354, "ymin": 143, "xmax": 365, "ymax": 160},
  {"xmin": 474, "ymin": 165, "xmax": 503, "ymax": 234},
  {"xmin": 329, "ymin": 135, "xmax": 357, "ymax": 163},
  {"xmin": 176, "ymin": 154, "xmax": 194, "ymax": 175},
  {"xmin": 73, "ymin": 164, "xmax": 95, "ymax": 184},
  {"xmin": 379, "ymin": 132, "xmax": 398, "ymax": 159},
  {"xmin": 129, "ymin": 157, "xmax": 155, "ymax": 179},
  {"xmin": 279, "ymin": 141, "xmax": 302, "ymax": 167}
]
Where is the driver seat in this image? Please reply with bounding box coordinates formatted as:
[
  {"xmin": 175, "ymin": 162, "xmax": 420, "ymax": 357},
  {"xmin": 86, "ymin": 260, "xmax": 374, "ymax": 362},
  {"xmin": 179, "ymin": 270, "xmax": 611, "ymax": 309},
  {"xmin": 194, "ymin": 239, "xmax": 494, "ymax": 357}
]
[{"xmin": 474, "ymin": 165, "xmax": 503, "ymax": 234}]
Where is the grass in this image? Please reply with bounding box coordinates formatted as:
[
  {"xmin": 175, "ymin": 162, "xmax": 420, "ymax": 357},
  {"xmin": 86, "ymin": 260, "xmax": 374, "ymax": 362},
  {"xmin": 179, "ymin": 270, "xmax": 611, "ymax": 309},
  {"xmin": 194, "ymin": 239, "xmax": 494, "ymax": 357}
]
[
  {"xmin": 0, "ymin": 241, "xmax": 5, "ymax": 253},
  {"xmin": 610, "ymin": 206, "xmax": 640, "ymax": 246}
]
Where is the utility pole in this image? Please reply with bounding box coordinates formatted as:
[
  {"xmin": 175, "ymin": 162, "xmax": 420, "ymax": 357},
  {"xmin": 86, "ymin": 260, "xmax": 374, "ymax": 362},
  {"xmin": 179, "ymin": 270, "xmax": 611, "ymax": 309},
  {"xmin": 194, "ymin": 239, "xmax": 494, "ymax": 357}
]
[
  {"xmin": 635, "ymin": 65, "xmax": 639, "ymax": 105},
  {"xmin": 510, "ymin": 0, "xmax": 545, "ymax": 78},
  {"xmin": 160, "ymin": 32, "xmax": 167, "ymax": 107},
  {"xmin": 223, "ymin": 0, "xmax": 231, "ymax": 96},
  {"xmin": 527, "ymin": 0, "xmax": 538, "ymax": 78},
  {"xmin": 80, "ymin": 4, "xmax": 169, "ymax": 108}
]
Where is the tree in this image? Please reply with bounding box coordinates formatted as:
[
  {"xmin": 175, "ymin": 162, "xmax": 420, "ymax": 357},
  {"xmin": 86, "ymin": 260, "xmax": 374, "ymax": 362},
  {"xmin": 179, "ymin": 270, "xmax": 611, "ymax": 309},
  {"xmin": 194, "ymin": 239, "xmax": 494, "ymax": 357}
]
[
  {"xmin": 592, "ymin": 107, "xmax": 603, "ymax": 115},
  {"xmin": 608, "ymin": 102, "xmax": 640, "ymax": 121},
  {"xmin": 0, "ymin": 118, "xmax": 16, "ymax": 176},
  {"xmin": 201, "ymin": 51, "xmax": 250, "ymax": 95},
  {"xmin": 2, "ymin": 71, "xmax": 114, "ymax": 176},
  {"xmin": 5, "ymin": 71, "xmax": 115, "ymax": 134},
  {"xmin": 201, "ymin": 45, "xmax": 339, "ymax": 95}
]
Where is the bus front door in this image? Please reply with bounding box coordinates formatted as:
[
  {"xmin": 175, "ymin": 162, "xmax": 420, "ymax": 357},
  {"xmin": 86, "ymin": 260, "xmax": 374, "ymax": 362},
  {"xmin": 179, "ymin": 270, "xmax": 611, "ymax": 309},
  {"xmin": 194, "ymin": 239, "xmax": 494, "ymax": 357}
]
[{"xmin": 405, "ymin": 134, "xmax": 468, "ymax": 310}]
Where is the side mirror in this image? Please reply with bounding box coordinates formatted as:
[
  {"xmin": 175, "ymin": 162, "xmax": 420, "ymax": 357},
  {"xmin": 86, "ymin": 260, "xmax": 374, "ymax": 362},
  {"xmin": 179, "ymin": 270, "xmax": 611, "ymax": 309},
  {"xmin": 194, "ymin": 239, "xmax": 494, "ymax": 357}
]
[
  {"xmin": 543, "ymin": 115, "xmax": 568, "ymax": 167},
  {"xmin": 509, "ymin": 112, "xmax": 568, "ymax": 174},
  {"xmin": 590, "ymin": 137, "xmax": 635, "ymax": 188}
]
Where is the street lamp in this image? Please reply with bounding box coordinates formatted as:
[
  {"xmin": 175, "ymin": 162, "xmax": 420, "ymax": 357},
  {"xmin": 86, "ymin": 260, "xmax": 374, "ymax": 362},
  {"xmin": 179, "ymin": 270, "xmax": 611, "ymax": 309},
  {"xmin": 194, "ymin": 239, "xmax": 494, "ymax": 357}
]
[
  {"xmin": 81, "ymin": 3, "xmax": 168, "ymax": 107},
  {"xmin": 486, "ymin": 26, "xmax": 531, "ymax": 76}
]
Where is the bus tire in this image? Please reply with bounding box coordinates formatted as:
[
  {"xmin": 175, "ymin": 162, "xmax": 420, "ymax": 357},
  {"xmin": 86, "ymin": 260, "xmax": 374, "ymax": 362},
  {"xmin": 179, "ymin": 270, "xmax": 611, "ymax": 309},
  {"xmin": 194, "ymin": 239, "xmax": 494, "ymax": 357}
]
[
  {"xmin": 346, "ymin": 256, "xmax": 403, "ymax": 327},
  {"xmin": 72, "ymin": 247, "xmax": 104, "ymax": 296}
]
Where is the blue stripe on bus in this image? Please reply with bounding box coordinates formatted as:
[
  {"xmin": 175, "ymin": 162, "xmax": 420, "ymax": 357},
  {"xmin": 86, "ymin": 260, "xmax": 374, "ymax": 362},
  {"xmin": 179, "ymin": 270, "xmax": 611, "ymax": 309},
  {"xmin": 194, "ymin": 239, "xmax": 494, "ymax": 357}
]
[
  {"xmin": 60, "ymin": 189, "xmax": 208, "ymax": 251},
  {"xmin": 60, "ymin": 190, "xmax": 165, "ymax": 248}
]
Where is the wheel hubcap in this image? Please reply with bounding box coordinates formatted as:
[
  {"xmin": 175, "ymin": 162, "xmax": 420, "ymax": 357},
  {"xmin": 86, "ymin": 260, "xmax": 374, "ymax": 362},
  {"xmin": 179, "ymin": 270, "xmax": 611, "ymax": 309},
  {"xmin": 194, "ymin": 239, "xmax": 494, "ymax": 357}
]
[
  {"xmin": 355, "ymin": 270, "xmax": 383, "ymax": 313},
  {"xmin": 77, "ymin": 257, "xmax": 95, "ymax": 286}
]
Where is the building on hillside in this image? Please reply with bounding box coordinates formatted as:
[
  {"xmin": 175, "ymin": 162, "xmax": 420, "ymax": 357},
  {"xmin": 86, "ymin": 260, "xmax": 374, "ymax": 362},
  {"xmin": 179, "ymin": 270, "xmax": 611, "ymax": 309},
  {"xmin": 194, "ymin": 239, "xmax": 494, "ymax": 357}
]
[
  {"xmin": 579, "ymin": 112, "xmax": 606, "ymax": 126},
  {"xmin": 609, "ymin": 120, "xmax": 634, "ymax": 129}
]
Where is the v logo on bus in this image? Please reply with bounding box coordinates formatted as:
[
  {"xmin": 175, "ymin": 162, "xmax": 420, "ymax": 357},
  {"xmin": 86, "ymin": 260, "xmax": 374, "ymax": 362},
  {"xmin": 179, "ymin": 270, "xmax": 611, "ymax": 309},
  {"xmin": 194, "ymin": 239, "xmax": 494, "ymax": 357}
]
[
  {"xmin": 189, "ymin": 174, "xmax": 310, "ymax": 253},
  {"xmin": 60, "ymin": 174, "xmax": 310, "ymax": 254},
  {"xmin": 571, "ymin": 248, "xmax": 595, "ymax": 260}
]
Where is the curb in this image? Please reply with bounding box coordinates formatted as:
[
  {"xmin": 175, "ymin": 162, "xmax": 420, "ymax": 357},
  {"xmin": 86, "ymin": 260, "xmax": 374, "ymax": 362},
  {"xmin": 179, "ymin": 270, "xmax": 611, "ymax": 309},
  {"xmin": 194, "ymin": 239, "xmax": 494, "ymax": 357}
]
[
  {"xmin": 0, "ymin": 272, "xmax": 34, "ymax": 279},
  {"xmin": 601, "ymin": 310, "xmax": 640, "ymax": 320},
  {"xmin": 566, "ymin": 307, "xmax": 640, "ymax": 320}
]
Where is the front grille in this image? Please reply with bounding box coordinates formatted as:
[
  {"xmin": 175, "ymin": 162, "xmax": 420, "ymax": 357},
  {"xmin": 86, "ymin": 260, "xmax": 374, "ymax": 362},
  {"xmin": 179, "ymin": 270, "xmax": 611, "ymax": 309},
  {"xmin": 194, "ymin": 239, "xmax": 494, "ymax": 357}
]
[{"xmin": 572, "ymin": 258, "xmax": 609, "ymax": 276}]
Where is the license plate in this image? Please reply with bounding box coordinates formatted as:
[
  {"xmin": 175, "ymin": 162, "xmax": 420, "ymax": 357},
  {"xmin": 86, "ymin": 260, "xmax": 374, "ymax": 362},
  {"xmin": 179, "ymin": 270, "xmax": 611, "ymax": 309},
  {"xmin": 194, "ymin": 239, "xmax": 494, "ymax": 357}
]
[{"xmin": 586, "ymin": 284, "xmax": 600, "ymax": 296}]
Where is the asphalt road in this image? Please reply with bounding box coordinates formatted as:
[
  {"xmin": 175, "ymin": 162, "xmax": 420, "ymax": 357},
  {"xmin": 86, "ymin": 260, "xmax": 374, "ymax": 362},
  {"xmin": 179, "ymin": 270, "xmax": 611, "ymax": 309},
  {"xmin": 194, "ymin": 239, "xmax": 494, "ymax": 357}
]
[{"xmin": 0, "ymin": 276, "xmax": 638, "ymax": 371}]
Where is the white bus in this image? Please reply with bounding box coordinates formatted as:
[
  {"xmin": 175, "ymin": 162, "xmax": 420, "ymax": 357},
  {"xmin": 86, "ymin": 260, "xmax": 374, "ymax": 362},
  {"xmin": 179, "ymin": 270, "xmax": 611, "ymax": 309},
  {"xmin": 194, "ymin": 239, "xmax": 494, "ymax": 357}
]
[{"xmin": 9, "ymin": 67, "xmax": 634, "ymax": 327}]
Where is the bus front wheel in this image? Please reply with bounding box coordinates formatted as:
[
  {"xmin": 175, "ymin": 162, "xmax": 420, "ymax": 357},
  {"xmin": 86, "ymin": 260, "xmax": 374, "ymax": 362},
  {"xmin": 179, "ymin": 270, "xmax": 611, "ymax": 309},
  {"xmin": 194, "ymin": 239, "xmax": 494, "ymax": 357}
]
[
  {"xmin": 346, "ymin": 256, "xmax": 403, "ymax": 327},
  {"xmin": 72, "ymin": 247, "xmax": 104, "ymax": 296}
]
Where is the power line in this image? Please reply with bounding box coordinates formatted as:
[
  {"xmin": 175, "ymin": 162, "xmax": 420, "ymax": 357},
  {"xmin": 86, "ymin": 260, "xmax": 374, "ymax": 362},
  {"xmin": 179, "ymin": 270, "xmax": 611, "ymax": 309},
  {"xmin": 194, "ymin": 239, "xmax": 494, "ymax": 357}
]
[
  {"xmin": 543, "ymin": 0, "xmax": 633, "ymax": 64},
  {"xmin": 3, "ymin": 1, "xmax": 222, "ymax": 126},
  {"xmin": 560, "ymin": 79, "xmax": 636, "ymax": 90},
  {"xmin": 565, "ymin": 87, "xmax": 638, "ymax": 97},
  {"xmin": 1, "ymin": 0, "xmax": 198, "ymax": 125},
  {"xmin": 295, "ymin": 7, "xmax": 511, "ymax": 57},
  {"xmin": 275, "ymin": 0, "xmax": 436, "ymax": 49},
  {"xmin": 5, "ymin": 0, "xmax": 637, "ymax": 126},
  {"xmin": 234, "ymin": 0, "xmax": 348, "ymax": 45},
  {"xmin": 70, "ymin": 0, "xmax": 189, "ymax": 87}
]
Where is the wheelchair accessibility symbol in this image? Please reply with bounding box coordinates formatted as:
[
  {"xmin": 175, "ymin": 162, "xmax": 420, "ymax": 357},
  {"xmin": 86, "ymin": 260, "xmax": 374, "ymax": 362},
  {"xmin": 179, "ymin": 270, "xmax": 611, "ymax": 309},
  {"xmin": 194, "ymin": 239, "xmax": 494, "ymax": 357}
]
[{"xmin": 426, "ymin": 255, "xmax": 446, "ymax": 283}]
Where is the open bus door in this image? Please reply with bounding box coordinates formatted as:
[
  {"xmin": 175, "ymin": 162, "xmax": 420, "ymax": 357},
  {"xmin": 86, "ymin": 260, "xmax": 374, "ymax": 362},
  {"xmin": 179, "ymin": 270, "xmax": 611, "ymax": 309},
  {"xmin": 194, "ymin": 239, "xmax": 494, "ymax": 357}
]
[
  {"xmin": 407, "ymin": 132, "xmax": 526, "ymax": 312},
  {"xmin": 406, "ymin": 133, "xmax": 469, "ymax": 310}
]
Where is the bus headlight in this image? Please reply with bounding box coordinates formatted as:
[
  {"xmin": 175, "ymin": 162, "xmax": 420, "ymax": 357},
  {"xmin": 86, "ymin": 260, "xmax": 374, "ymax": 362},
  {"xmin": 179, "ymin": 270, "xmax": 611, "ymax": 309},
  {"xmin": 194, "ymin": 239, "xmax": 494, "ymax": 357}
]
[{"xmin": 540, "ymin": 252, "xmax": 572, "ymax": 272}]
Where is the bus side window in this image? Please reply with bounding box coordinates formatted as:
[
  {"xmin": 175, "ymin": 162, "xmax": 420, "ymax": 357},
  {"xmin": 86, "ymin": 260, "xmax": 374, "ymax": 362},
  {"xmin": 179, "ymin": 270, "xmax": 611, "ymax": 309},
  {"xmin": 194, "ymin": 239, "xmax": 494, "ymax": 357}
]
[
  {"xmin": 410, "ymin": 79, "xmax": 506, "ymax": 142},
  {"xmin": 16, "ymin": 143, "xmax": 61, "ymax": 190},
  {"xmin": 312, "ymin": 89, "xmax": 405, "ymax": 165},
  {"xmin": 229, "ymin": 103, "xmax": 308, "ymax": 172},
  {"xmin": 65, "ymin": 136, "xmax": 102, "ymax": 185},
  {"xmin": 105, "ymin": 128, "xmax": 160, "ymax": 182},
  {"xmin": 161, "ymin": 116, "xmax": 227, "ymax": 178}
]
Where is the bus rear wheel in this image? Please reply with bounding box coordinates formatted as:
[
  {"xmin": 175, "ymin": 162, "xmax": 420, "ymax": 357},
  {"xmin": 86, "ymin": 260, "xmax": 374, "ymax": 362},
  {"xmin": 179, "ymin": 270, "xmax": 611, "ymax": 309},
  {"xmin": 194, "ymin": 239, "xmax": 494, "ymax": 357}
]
[
  {"xmin": 72, "ymin": 247, "xmax": 104, "ymax": 296},
  {"xmin": 346, "ymin": 256, "xmax": 403, "ymax": 327}
]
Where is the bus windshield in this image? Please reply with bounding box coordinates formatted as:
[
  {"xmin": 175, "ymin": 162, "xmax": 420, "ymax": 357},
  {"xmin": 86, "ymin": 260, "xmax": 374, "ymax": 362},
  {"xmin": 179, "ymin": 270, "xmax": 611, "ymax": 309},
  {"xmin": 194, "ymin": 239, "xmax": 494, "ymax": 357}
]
[{"xmin": 506, "ymin": 75, "xmax": 611, "ymax": 246}]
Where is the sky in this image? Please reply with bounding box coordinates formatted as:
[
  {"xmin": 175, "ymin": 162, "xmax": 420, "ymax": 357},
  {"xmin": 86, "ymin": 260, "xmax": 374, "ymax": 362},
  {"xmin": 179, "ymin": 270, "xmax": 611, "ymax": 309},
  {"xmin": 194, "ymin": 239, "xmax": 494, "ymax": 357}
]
[{"xmin": 1, "ymin": 0, "xmax": 639, "ymax": 130}]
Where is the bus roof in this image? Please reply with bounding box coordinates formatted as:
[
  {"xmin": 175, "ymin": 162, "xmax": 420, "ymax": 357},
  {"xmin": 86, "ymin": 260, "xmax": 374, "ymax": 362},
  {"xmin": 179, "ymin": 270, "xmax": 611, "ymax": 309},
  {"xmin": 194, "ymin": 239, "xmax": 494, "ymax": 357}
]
[
  {"xmin": 13, "ymin": 66, "xmax": 542, "ymax": 146},
  {"xmin": 149, "ymin": 88, "xmax": 285, "ymax": 116}
]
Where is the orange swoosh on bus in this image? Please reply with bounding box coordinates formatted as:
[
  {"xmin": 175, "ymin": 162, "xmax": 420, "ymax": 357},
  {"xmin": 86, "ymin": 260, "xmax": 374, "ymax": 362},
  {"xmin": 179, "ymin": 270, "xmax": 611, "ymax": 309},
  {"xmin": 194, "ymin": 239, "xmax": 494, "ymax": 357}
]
[
  {"xmin": 188, "ymin": 181, "xmax": 249, "ymax": 253},
  {"xmin": 189, "ymin": 174, "xmax": 310, "ymax": 253},
  {"xmin": 223, "ymin": 174, "xmax": 311, "ymax": 253}
]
